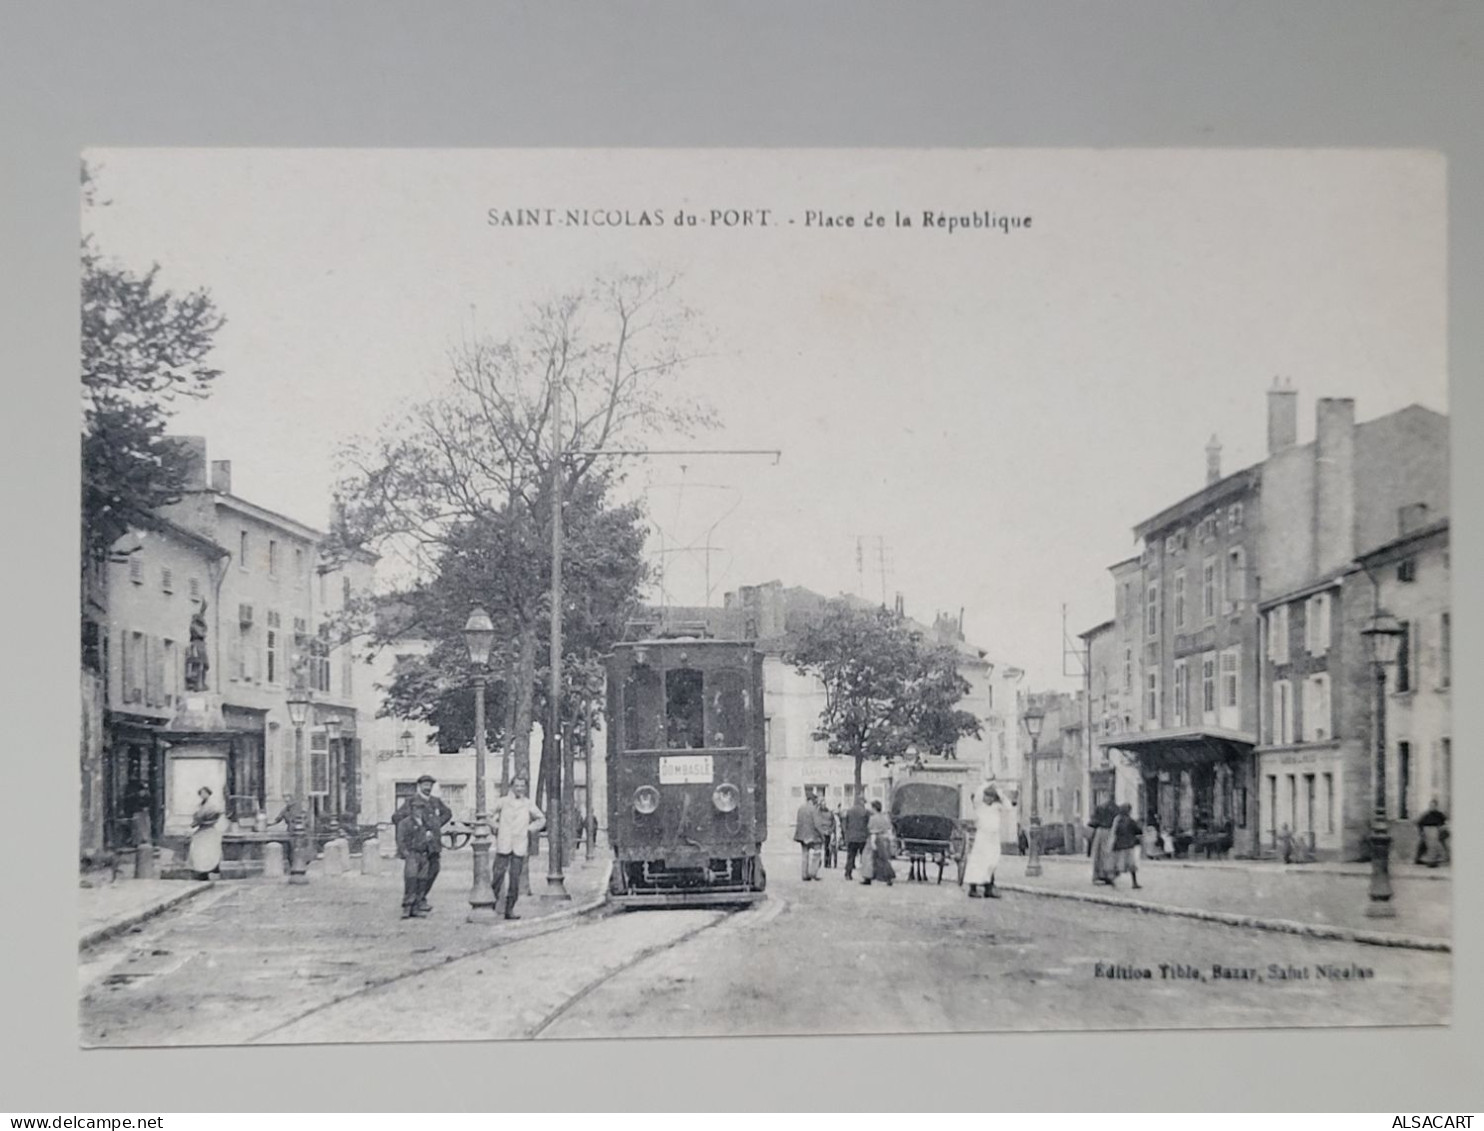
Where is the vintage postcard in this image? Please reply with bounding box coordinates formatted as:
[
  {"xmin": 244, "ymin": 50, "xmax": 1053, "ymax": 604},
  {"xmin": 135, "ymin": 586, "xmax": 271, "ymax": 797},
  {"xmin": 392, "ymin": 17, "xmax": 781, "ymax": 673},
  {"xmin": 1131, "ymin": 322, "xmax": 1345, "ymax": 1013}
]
[{"xmin": 77, "ymin": 148, "xmax": 1449, "ymax": 1046}]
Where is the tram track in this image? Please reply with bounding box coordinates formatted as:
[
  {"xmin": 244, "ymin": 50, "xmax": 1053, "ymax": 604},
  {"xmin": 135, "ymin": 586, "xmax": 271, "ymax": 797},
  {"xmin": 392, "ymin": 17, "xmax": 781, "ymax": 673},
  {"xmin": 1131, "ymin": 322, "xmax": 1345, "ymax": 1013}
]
[
  {"xmin": 246, "ymin": 897, "xmax": 620, "ymax": 1044},
  {"xmin": 526, "ymin": 896, "xmax": 786, "ymax": 1038},
  {"xmin": 247, "ymin": 895, "xmax": 783, "ymax": 1045}
]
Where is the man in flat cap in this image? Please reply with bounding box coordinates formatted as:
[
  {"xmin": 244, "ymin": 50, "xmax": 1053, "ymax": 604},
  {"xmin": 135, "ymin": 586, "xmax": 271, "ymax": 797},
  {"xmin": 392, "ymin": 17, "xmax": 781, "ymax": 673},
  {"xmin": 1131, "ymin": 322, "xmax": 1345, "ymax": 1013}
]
[{"xmin": 392, "ymin": 774, "xmax": 452, "ymax": 919}]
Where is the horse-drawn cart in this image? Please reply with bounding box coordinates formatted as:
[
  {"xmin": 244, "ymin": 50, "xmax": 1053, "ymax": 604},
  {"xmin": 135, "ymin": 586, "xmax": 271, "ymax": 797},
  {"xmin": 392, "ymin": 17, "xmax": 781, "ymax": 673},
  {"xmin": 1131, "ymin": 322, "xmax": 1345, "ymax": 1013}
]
[{"xmin": 889, "ymin": 781, "xmax": 969, "ymax": 885}]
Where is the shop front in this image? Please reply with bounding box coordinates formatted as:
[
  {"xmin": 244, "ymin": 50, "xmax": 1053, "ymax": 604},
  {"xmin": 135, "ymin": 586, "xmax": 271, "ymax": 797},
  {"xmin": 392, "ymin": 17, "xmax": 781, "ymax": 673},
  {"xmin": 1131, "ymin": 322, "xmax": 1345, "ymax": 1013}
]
[{"xmin": 1104, "ymin": 727, "xmax": 1257, "ymax": 858}]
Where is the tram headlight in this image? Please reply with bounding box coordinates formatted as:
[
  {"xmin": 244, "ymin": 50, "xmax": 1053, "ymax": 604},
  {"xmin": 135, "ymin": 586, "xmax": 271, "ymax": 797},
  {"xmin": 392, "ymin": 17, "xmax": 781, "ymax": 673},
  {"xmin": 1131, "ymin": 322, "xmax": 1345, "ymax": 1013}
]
[
  {"xmin": 633, "ymin": 785, "xmax": 660, "ymax": 815},
  {"xmin": 712, "ymin": 783, "xmax": 740, "ymax": 813}
]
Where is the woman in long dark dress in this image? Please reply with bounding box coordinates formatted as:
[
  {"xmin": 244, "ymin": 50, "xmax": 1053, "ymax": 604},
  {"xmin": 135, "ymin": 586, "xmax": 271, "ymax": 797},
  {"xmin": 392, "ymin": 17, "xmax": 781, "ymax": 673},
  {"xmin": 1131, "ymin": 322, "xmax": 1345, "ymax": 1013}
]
[{"xmin": 860, "ymin": 800, "xmax": 896, "ymax": 886}]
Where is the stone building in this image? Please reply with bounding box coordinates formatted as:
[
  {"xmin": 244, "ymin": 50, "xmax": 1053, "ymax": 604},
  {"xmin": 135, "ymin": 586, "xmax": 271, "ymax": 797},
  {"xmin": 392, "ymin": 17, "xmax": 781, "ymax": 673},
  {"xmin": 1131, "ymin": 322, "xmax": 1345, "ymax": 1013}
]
[
  {"xmin": 1102, "ymin": 422, "xmax": 1264, "ymax": 856},
  {"xmin": 1348, "ymin": 519, "xmax": 1451, "ymax": 860},
  {"xmin": 1254, "ymin": 396, "xmax": 1448, "ymax": 859},
  {"xmin": 153, "ymin": 438, "xmax": 376, "ymax": 840},
  {"xmin": 82, "ymin": 509, "xmax": 229, "ymax": 855}
]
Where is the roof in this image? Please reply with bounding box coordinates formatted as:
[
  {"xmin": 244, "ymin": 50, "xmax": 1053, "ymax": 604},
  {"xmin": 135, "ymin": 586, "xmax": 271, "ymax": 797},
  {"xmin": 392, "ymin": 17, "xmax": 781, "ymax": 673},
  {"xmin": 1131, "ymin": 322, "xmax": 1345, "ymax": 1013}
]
[
  {"xmin": 127, "ymin": 508, "xmax": 230, "ymax": 560},
  {"xmin": 1354, "ymin": 517, "xmax": 1450, "ymax": 568},
  {"xmin": 1078, "ymin": 619, "xmax": 1116, "ymax": 641},
  {"xmin": 1133, "ymin": 466, "xmax": 1261, "ymax": 541},
  {"xmin": 205, "ymin": 490, "xmax": 326, "ymax": 542}
]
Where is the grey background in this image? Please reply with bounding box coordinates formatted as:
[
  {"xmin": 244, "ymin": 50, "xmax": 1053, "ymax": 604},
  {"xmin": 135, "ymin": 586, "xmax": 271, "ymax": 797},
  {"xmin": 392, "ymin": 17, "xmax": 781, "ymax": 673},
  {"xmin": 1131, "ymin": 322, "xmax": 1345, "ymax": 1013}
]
[{"xmin": 1, "ymin": 0, "xmax": 1478, "ymax": 1112}]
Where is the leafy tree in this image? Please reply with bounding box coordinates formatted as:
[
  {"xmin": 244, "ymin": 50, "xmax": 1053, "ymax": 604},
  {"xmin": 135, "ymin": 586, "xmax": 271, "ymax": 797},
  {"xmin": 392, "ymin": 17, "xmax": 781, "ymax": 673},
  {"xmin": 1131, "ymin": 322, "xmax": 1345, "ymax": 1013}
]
[
  {"xmin": 789, "ymin": 601, "xmax": 983, "ymax": 792},
  {"xmin": 372, "ymin": 476, "xmax": 650, "ymax": 760},
  {"xmin": 335, "ymin": 272, "xmax": 710, "ymax": 781},
  {"xmin": 903, "ymin": 641, "xmax": 984, "ymax": 759},
  {"xmin": 80, "ymin": 162, "xmax": 225, "ymax": 568}
]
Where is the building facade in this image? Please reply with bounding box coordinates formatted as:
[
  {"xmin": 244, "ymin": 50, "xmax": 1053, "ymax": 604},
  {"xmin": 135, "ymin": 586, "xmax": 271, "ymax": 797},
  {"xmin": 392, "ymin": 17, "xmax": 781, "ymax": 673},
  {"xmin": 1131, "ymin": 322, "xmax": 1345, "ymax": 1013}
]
[
  {"xmin": 1254, "ymin": 395, "xmax": 1448, "ymax": 859},
  {"xmin": 1103, "ymin": 437, "xmax": 1264, "ymax": 857}
]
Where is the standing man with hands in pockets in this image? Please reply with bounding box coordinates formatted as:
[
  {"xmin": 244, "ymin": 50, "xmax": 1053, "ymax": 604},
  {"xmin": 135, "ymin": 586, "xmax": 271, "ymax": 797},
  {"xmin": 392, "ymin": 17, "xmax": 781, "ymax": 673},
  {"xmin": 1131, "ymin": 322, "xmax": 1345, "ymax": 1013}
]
[{"xmin": 490, "ymin": 777, "xmax": 545, "ymax": 920}]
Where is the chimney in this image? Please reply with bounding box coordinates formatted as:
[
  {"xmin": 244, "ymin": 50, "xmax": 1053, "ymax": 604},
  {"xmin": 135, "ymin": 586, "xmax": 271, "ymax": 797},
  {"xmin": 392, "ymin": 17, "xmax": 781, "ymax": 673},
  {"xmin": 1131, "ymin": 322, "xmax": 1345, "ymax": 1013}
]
[
  {"xmin": 1267, "ymin": 377, "xmax": 1298, "ymax": 454},
  {"xmin": 210, "ymin": 459, "xmax": 232, "ymax": 494},
  {"xmin": 1398, "ymin": 502, "xmax": 1430, "ymax": 537},
  {"xmin": 894, "ymin": 592, "xmax": 905, "ymax": 618},
  {"xmin": 1314, "ymin": 397, "xmax": 1356, "ymax": 576},
  {"xmin": 1205, "ymin": 434, "xmax": 1222, "ymax": 485},
  {"xmin": 168, "ymin": 435, "xmax": 209, "ymax": 490}
]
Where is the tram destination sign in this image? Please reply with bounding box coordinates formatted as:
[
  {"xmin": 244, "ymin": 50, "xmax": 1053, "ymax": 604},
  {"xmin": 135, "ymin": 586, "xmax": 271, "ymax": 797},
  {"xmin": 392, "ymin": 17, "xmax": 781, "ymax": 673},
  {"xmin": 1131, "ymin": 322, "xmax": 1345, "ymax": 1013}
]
[{"xmin": 659, "ymin": 755, "xmax": 714, "ymax": 784}]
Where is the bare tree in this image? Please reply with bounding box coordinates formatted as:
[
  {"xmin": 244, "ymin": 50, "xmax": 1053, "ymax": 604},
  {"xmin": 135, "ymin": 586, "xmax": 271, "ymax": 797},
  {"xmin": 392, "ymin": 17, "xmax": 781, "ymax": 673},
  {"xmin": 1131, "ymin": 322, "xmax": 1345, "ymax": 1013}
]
[{"xmin": 335, "ymin": 272, "xmax": 714, "ymax": 781}]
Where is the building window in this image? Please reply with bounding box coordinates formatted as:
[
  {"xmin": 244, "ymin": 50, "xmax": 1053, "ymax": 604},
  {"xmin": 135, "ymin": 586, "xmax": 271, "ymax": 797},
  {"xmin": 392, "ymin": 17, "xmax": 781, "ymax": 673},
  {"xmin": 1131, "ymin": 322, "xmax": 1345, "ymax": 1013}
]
[
  {"xmin": 1123, "ymin": 649, "xmax": 1133, "ymax": 695},
  {"xmin": 1173, "ymin": 571, "xmax": 1187, "ymax": 629},
  {"xmin": 268, "ymin": 539, "xmax": 279, "ymax": 578},
  {"xmin": 189, "ymin": 577, "xmax": 201, "ymax": 600},
  {"xmin": 309, "ymin": 730, "xmax": 330, "ymax": 795},
  {"xmin": 1305, "ymin": 593, "xmax": 1331, "ymax": 656},
  {"xmin": 1323, "ymin": 772, "xmax": 1335, "ymax": 833},
  {"xmin": 1268, "ymin": 605, "xmax": 1290, "ymax": 665},
  {"xmin": 1173, "ymin": 660, "xmax": 1188, "ymax": 726},
  {"xmin": 128, "ymin": 557, "xmax": 144, "ymax": 585},
  {"xmin": 1395, "ymin": 620, "xmax": 1413, "ymax": 692},
  {"xmin": 294, "ymin": 546, "xmax": 305, "ymax": 585},
  {"xmin": 1228, "ymin": 502, "xmax": 1244, "ymax": 532},
  {"xmin": 1201, "ymin": 558, "xmax": 1217, "ymax": 621},
  {"xmin": 239, "ymin": 530, "xmax": 250, "ymax": 570},
  {"xmin": 1266, "ymin": 774, "xmax": 1278, "ymax": 838},
  {"xmin": 1220, "ymin": 649, "xmax": 1239, "ymax": 709},
  {"xmin": 1201, "ymin": 654, "xmax": 1216, "ymax": 715},
  {"xmin": 1226, "ymin": 548, "xmax": 1246, "ymax": 607},
  {"xmin": 1397, "ymin": 558, "xmax": 1417, "ymax": 583},
  {"xmin": 1440, "ymin": 737, "xmax": 1451, "ymax": 810},
  {"xmin": 160, "ymin": 567, "xmax": 173, "ymax": 594},
  {"xmin": 1274, "ymin": 680, "xmax": 1295, "ymax": 745},
  {"xmin": 265, "ymin": 610, "xmax": 280, "ymax": 685},
  {"xmin": 1440, "ymin": 612, "xmax": 1451, "ymax": 689},
  {"xmin": 1145, "ymin": 670, "xmax": 1159, "ymax": 722},
  {"xmin": 1145, "ymin": 582, "xmax": 1159, "ymax": 637},
  {"xmin": 1397, "ymin": 741, "xmax": 1412, "ymax": 819},
  {"xmin": 1302, "ymin": 673, "xmax": 1331, "ymax": 742}
]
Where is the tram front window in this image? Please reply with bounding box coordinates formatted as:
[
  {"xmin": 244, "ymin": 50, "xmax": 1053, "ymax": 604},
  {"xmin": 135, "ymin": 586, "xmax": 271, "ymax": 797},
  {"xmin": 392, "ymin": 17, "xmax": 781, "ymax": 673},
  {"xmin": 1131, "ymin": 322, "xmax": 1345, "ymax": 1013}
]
[{"xmin": 665, "ymin": 668, "xmax": 705, "ymax": 749}]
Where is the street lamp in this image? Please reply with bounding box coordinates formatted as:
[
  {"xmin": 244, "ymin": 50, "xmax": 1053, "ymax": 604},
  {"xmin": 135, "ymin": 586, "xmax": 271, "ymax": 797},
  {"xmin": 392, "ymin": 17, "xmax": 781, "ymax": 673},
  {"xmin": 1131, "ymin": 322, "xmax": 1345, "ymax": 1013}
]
[
  {"xmin": 1361, "ymin": 610, "xmax": 1404, "ymax": 918},
  {"xmin": 285, "ymin": 690, "xmax": 313, "ymax": 885},
  {"xmin": 464, "ymin": 607, "xmax": 499, "ymax": 922},
  {"xmin": 1023, "ymin": 705, "xmax": 1046, "ymax": 877},
  {"xmin": 324, "ymin": 715, "xmax": 342, "ymax": 838},
  {"xmin": 399, "ymin": 729, "xmax": 414, "ymax": 756}
]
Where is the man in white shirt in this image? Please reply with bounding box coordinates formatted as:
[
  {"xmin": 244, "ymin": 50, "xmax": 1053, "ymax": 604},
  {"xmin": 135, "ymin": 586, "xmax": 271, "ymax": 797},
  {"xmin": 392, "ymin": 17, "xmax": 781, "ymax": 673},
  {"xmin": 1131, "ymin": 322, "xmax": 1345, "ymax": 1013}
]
[{"xmin": 490, "ymin": 777, "xmax": 546, "ymax": 920}]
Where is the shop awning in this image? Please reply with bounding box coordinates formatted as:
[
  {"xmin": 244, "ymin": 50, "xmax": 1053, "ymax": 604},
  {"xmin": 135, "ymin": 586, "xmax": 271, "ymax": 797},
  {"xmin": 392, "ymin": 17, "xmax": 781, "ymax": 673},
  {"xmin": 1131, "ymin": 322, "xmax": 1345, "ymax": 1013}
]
[{"xmin": 1098, "ymin": 727, "xmax": 1255, "ymax": 770}]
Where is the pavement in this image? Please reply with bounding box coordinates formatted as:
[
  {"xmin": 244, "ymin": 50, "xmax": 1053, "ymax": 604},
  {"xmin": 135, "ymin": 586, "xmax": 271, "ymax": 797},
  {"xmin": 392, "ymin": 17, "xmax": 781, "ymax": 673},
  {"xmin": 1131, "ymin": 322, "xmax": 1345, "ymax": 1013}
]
[
  {"xmin": 78, "ymin": 846, "xmax": 610, "ymax": 1046},
  {"xmin": 998, "ymin": 853, "xmax": 1450, "ymax": 948},
  {"xmin": 78, "ymin": 845, "xmax": 608, "ymax": 950}
]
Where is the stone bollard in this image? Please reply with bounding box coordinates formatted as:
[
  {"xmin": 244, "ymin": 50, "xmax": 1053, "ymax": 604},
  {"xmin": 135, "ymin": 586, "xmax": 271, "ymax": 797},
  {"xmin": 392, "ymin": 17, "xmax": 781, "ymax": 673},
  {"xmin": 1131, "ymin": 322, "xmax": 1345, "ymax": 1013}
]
[
  {"xmin": 261, "ymin": 841, "xmax": 286, "ymax": 878},
  {"xmin": 330, "ymin": 838, "xmax": 352, "ymax": 874},
  {"xmin": 360, "ymin": 840, "xmax": 381, "ymax": 875},
  {"xmin": 134, "ymin": 844, "xmax": 158, "ymax": 880}
]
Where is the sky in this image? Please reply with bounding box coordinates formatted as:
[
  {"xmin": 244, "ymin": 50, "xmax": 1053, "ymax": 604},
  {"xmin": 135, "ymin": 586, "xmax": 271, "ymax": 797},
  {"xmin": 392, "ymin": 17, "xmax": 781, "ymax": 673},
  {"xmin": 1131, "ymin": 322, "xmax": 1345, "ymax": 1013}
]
[{"xmin": 84, "ymin": 149, "xmax": 1447, "ymax": 690}]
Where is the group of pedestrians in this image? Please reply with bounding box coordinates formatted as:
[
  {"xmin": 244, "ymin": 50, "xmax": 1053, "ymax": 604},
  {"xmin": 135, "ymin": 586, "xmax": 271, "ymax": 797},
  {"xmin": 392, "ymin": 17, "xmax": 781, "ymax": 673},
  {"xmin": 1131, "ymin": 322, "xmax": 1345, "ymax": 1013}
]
[
  {"xmin": 390, "ymin": 774, "xmax": 545, "ymax": 921},
  {"xmin": 794, "ymin": 781, "xmax": 1010, "ymax": 898},
  {"xmin": 793, "ymin": 790, "xmax": 898, "ymax": 885},
  {"xmin": 1087, "ymin": 800, "xmax": 1143, "ymax": 889}
]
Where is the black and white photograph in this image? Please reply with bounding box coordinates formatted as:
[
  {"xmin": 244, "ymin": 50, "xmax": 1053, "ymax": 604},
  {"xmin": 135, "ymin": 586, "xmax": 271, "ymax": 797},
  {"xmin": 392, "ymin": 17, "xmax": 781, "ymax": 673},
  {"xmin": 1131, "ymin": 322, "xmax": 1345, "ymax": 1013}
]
[{"xmin": 76, "ymin": 147, "xmax": 1450, "ymax": 1048}]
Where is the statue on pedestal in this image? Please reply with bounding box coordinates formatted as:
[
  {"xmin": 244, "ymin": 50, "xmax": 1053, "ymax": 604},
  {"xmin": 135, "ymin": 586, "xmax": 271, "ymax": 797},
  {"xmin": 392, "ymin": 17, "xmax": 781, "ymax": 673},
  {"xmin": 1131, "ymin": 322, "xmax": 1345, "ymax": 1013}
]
[{"xmin": 184, "ymin": 598, "xmax": 210, "ymax": 693}]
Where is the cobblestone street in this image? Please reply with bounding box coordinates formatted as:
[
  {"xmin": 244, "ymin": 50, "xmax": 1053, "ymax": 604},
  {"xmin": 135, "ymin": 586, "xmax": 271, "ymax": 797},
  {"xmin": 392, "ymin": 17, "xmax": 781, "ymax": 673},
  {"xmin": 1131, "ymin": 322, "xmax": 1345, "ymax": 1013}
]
[{"xmin": 79, "ymin": 845, "xmax": 1449, "ymax": 1046}]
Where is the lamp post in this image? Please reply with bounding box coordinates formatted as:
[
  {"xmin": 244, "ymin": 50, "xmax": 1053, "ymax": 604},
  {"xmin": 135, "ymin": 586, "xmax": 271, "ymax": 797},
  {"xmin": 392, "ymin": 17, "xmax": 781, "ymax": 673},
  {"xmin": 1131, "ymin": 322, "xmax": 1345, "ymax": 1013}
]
[
  {"xmin": 1023, "ymin": 705, "xmax": 1045, "ymax": 877},
  {"xmin": 399, "ymin": 729, "xmax": 414, "ymax": 756},
  {"xmin": 1361, "ymin": 610, "xmax": 1403, "ymax": 918},
  {"xmin": 464, "ymin": 607, "xmax": 499, "ymax": 921},
  {"xmin": 324, "ymin": 715, "xmax": 342, "ymax": 838},
  {"xmin": 286, "ymin": 690, "xmax": 313, "ymax": 884}
]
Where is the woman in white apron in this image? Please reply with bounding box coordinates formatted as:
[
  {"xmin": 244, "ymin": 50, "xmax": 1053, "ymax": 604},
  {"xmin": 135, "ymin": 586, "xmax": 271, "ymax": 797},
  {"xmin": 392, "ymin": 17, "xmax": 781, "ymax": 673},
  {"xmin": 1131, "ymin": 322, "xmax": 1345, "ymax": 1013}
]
[
  {"xmin": 188, "ymin": 786, "xmax": 225, "ymax": 879},
  {"xmin": 964, "ymin": 783, "xmax": 1004, "ymax": 899}
]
